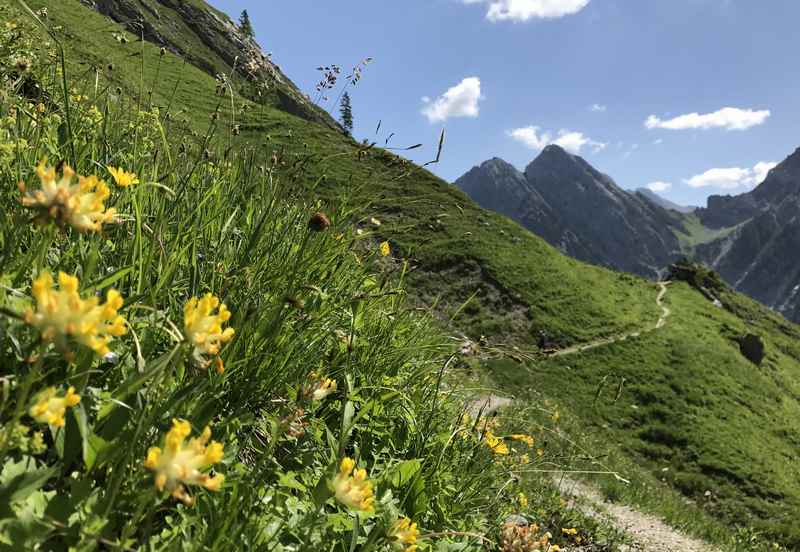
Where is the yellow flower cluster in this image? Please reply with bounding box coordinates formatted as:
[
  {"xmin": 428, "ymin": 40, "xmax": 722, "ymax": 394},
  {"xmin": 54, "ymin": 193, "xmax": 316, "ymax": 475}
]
[
  {"xmin": 332, "ymin": 457, "xmax": 375, "ymax": 513},
  {"xmin": 29, "ymin": 386, "xmax": 81, "ymax": 427},
  {"xmin": 379, "ymin": 241, "xmax": 391, "ymax": 257},
  {"xmin": 303, "ymin": 371, "xmax": 338, "ymax": 401},
  {"xmin": 183, "ymin": 294, "xmax": 235, "ymax": 366},
  {"xmin": 484, "ymin": 430, "xmax": 509, "ymax": 455},
  {"xmin": 20, "ymin": 161, "xmax": 116, "ymax": 232},
  {"xmin": 24, "ymin": 272, "xmax": 127, "ymax": 356},
  {"xmin": 389, "ymin": 517, "xmax": 419, "ymax": 552},
  {"xmin": 144, "ymin": 419, "xmax": 225, "ymax": 506},
  {"xmin": 107, "ymin": 166, "xmax": 139, "ymax": 188}
]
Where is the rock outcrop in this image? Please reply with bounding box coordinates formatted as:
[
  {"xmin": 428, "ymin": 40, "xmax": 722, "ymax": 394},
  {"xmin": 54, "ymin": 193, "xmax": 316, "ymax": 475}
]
[{"xmin": 737, "ymin": 334, "xmax": 766, "ymax": 366}]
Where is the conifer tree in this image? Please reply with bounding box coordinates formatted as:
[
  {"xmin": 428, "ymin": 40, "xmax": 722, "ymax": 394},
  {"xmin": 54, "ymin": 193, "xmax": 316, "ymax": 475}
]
[
  {"xmin": 239, "ymin": 10, "xmax": 254, "ymax": 38},
  {"xmin": 339, "ymin": 92, "xmax": 353, "ymax": 135}
]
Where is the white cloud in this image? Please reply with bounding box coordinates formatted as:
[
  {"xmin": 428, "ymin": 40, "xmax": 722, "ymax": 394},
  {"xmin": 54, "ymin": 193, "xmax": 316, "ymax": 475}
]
[
  {"xmin": 645, "ymin": 107, "xmax": 770, "ymax": 131},
  {"xmin": 752, "ymin": 161, "xmax": 778, "ymax": 185},
  {"xmin": 508, "ymin": 126, "xmax": 606, "ymax": 154},
  {"xmin": 590, "ymin": 103, "xmax": 607, "ymax": 112},
  {"xmin": 463, "ymin": 0, "xmax": 590, "ymax": 22},
  {"xmin": 652, "ymin": 138, "xmax": 663, "ymax": 145},
  {"xmin": 421, "ymin": 77, "xmax": 482, "ymax": 123},
  {"xmin": 647, "ymin": 181, "xmax": 672, "ymax": 193},
  {"xmin": 685, "ymin": 161, "xmax": 778, "ymax": 189}
]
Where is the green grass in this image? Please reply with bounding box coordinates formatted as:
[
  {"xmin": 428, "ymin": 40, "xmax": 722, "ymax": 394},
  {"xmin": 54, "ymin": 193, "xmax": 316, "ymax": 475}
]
[
  {"xmin": 485, "ymin": 282, "xmax": 800, "ymax": 548},
  {"xmin": 6, "ymin": 1, "xmax": 800, "ymax": 550},
  {"xmin": 675, "ymin": 212, "xmax": 741, "ymax": 251},
  {"xmin": 0, "ymin": 3, "xmax": 634, "ymax": 550}
]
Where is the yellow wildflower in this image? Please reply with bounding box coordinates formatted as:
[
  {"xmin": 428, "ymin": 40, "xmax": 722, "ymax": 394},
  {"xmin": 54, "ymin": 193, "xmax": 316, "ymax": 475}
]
[
  {"xmin": 332, "ymin": 457, "xmax": 375, "ymax": 513},
  {"xmin": 484, "ymin": 431, "xmax": 509, "ymax": 455},
  {"xmin": 510, "ymin": 434, "xmax": 535, "ymax": 447},
  {"xmin": 183, "ymin": 294, "xmax": 235, "ymax": 365},
  {"xmin": 389, "ymin": 517, "xmax": 419, "ymax": 552},
  {"xmin": 144, "ymin": 418, "xmax": 225, "ymax": 506},
  {"xmin": 24, "ymin": 272, "xmax": 127, "ymax": 356},
  {"xmin": 518, "ymin": 492, "xmax": 528, "ymax": 508},
  {"xmin": 20, "ymin": 161, "xmax": 116, "ymax": 232},
  {"xmin": 303, "ymin": 371, "xmax": 338, "ymax": 401},
  {"xmin": 29, "ymin": 386, "xmax": 81, "ymax": 427},
  {"xmin": 561, "ymin": 528, "xmax": 578, "ymax": 536},
  {"xmin": 379, "ymin": 241, "xmax": 390, "ymax": 257},
  {"xmin": 518, "ymin": 453, "xmax": 531, "ymax": 465},
  {"xmin": 107, "ymin": 166, "xmax": 139, "ymax": 188}
]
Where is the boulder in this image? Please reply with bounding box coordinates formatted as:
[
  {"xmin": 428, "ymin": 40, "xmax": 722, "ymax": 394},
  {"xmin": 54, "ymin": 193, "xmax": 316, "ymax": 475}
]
[{"xmin": 737, "ymin": 334, "xmax": 765, "ymax": 365}]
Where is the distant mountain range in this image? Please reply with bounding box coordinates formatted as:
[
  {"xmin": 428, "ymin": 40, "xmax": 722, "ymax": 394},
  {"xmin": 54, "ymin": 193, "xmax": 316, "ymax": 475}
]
[
  {"xmin": 695, "ymin": 148, "xmax": 800, "ymax": 322},
  {"xmin": 456, "ymin": 145, "xmax": 685, "ymax": 279},
  {"xmin": 456, "ymin": 145, "xmax": 800, "ymax": 323},
  {"xmin": 635, "ymin": 188, "xmax": 697, "ymax": 214}
]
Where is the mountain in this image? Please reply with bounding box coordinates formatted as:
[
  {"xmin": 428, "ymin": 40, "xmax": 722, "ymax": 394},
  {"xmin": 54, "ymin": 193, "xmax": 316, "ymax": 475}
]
[
  {"xmin": 456, "ymin": 146, "xmax": 686, "ymax": 279},
  {"xmin": 636, "ymin": 188, "xmax": 697, "ymax": 213},
  {"xmin": 19, "ymin": 0, "xmax": 800, "ymax": 546},
  {"xmin": 695, "ymin": 148, "xmax": 800, "ymax": 322}
]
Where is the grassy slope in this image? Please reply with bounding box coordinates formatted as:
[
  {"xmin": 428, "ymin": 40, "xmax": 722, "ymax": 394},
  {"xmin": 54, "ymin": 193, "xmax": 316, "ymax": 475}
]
[
  {"xmin": 675, "ymin": 212, "xmax": 742, "ymax": 251},
  {"xmin": 29, "ymin": 0, "xmax": 800, "ymax": 547},
  {"xmin": 487, "ymin": 283, "xmax": 800, "ymax": 546},
  {"xmin": 29, "ymin": 0, "xmax": 658, "ymax": 345}
]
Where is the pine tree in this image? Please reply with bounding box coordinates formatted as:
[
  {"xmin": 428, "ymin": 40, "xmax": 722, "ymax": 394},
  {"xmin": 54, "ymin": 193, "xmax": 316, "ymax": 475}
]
[
  {"xmin": 239, "ymin": 10, "xmax": 254, "ymax": 38},
  {"xmin": 339, "ymin": 92, "xmax": 353, "ymax": 135}
]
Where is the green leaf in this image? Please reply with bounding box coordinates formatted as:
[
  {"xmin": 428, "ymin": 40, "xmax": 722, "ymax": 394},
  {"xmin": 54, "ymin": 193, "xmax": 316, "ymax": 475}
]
[
  {"xmin": 277, "ymin": 471, "xmax": 307, "ymax": 493},
  {"xmin": 0, "ymin": 462, "xmax": 57, "ymax": 519},
  {"xmin": 386, "ymin": 459, "xmax": 421, "ymax": 488},
  {"xmin": 85, "ymin": 266, "xmax": 134, "ymax": 294}
]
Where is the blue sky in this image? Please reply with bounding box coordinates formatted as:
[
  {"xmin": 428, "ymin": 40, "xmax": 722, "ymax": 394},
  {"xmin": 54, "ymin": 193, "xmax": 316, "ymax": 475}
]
[{"xmin": 211, "ymin": 0, "xmax": 800, "ymax": 207}]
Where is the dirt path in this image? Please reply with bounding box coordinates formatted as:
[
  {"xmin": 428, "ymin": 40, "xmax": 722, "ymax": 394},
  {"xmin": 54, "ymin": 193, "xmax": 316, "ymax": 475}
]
[
  {"xmin": 554, "ymin": 476, "xmax": 720, "ymax": 552},
  {"xmin": 655, "ymin": 281, "xmax": 671, "ymax": 329},
  {"xmin": 551, "ymin": 282, "xmax": 671, "ymax": 358},
  {"xmin": 468, "ymin": 283, "xmax": 712, "ymax": 551}
]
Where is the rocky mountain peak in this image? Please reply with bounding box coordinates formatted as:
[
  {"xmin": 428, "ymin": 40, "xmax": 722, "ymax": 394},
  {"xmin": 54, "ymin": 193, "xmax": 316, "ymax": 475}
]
[{"xmin": 457, "ymin": 149, "xmax": 684, "ymax": 279}]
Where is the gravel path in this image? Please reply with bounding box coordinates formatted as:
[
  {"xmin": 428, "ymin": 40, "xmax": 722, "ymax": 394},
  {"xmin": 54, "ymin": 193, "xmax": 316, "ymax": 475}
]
[{"xmin": 554, "ymin": 476, "xmax": 720, "ymax": 552}]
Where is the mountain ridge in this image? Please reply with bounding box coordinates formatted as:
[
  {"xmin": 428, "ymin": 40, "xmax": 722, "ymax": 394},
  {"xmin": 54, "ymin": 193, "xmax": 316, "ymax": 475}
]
[
  {"xmin": 636, "ymin": 187, "xmax": 697, "ymax": 214},
  {"xmin": 456, "ymin": 145, "xmax": 685, "ymax": 279}
]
